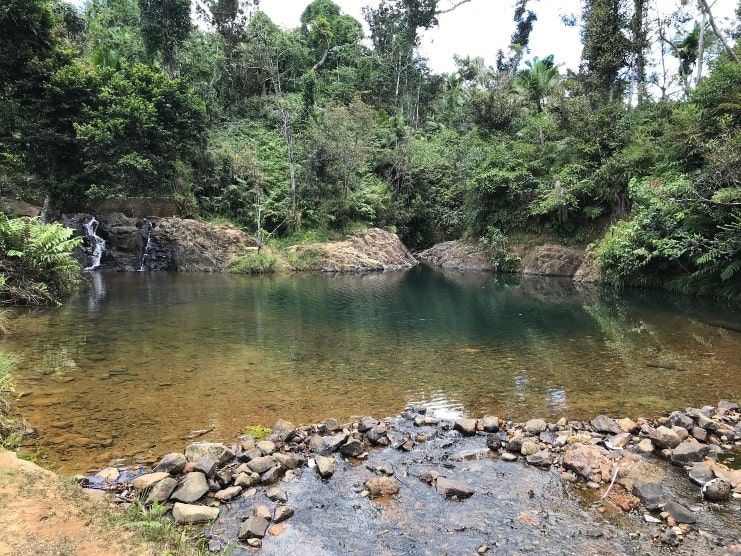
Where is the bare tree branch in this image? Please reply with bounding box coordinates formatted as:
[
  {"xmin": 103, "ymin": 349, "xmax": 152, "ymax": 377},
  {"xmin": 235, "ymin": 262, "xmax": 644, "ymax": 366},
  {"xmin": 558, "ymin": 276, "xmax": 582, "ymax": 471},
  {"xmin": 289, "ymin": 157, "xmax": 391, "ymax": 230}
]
[
  {"xmin": 436, "ymin": 0, "xmax": 474, "ymax": 15},
  {"xmin": 697, "ymin": 0, "xmax": 740, "ymax": 63}
]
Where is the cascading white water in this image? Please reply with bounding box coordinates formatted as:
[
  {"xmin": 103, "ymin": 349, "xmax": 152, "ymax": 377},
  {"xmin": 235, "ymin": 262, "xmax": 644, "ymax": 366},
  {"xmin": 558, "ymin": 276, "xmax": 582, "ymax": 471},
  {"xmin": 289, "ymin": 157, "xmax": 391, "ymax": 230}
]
[
  {"xmin": 83, "ymin": 217, "xmax": 105, "ymax": 272},
  {"xmin": 138, "ymin": 219, "xmax": 153, "ymax": 271}
]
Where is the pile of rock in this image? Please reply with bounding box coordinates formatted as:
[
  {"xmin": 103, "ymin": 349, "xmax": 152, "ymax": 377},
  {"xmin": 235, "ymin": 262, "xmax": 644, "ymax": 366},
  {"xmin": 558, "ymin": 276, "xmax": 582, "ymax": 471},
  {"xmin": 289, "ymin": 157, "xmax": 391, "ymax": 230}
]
[
  {"xmin": 83, "ymin": 401, "xmax": 741, "ymax": 551},
  {"xmin": 86, "ymin": 416, "xmax": 396, "ymax": 548},
  {"xmin": 436, "ymin": 401, "xmax": 740, "ymax": 547}
]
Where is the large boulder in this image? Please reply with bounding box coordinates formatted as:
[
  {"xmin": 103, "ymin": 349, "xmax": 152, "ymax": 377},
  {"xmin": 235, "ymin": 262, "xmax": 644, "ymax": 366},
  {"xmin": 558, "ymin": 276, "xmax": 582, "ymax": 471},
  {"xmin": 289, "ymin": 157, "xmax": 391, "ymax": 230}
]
[
  {"xmin": 296, "ymin": 228, "xmax": 417, "ymax": 272},
  {"xmin": 416, "ymin": 240, "xmax": 493, "ymax": 271},
  {"xmin": 519, "ymin": 245, "xmax": 585, "ymax": 277},
  {"xmin": 142, "ymin": 217, "xmax": 257, "ymax": 272}
]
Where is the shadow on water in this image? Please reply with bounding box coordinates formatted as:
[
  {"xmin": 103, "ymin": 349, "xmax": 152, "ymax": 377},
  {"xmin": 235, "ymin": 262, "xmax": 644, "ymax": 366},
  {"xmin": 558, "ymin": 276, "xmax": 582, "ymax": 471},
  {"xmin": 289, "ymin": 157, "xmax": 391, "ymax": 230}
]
[{"xmin": 2, "ymin": 266, "xmax": 740, "ymax": 472}]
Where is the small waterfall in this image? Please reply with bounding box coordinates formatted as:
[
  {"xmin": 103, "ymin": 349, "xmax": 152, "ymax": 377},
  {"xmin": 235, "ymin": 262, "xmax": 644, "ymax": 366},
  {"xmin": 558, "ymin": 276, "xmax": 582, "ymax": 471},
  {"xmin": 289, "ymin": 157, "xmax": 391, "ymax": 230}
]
[
  {"xmin": 83, "ymin": 217, "xmax": 105, "ymax": 272},
  {"xmin": 138, "ymin": 219, "xmax": 154, "ymax": 271}
]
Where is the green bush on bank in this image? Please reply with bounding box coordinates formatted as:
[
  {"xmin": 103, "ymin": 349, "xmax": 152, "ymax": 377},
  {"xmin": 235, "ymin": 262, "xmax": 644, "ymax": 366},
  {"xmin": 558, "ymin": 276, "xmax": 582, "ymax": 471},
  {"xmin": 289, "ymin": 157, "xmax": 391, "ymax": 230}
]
[
  {"xmin": 227, "ymin": 251, "xmax": 281, "ymax": 274},
  {"xmin": 0, "ymin": 348, "xmax": 21, "ymax": 445},
  {"xmin": 287, "ymin": 244, "xmax": 330, "ymax": 271}
]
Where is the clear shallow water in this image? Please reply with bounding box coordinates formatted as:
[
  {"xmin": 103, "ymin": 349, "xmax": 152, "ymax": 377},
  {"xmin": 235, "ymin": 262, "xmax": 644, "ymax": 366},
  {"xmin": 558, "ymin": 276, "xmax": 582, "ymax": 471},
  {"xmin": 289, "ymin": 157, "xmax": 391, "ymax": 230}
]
[{"xmin": 4, "ymin": 267, "xmax": 740, "ymax": 473}]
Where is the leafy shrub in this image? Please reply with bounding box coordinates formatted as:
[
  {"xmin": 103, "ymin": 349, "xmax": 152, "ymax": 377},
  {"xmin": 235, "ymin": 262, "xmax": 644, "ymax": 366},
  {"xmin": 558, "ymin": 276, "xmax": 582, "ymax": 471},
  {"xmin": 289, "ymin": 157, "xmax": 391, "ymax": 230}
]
[
  {"xmin": 287, "ymin": 244, "xmax": 329, "ymax": 271},
  {"xmin": 227, "ymin": 251, "xmax": 280, "ymax": 274},
  {"xmin": 0, "ymin": 349, "xmax": 20, "ymax": 439},
  {"xmin": 596, "ymin": 175, "xmax": 741, "ymax": 301},
  {"xmin": 480, "ymin": 227, "xmax": 521, "ymax": 272},
  {"xmin": 0, "ymin": 215, "xmax": 84, "ymax": 305}
]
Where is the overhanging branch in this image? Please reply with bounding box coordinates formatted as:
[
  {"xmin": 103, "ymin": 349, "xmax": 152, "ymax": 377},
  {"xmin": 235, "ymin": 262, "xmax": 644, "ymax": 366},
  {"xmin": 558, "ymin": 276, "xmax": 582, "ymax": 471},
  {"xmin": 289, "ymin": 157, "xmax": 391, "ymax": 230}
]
[{"xmin": 436, "ymin": 0, "xmax": 474, "ymax": 15}]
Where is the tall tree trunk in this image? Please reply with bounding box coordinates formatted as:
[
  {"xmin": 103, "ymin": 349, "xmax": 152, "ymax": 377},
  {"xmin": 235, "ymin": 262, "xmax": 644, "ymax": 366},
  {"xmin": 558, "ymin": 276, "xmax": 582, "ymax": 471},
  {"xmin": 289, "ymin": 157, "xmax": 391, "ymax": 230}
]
[
  {"xmin": 632, "ymin": 0, "xmax": 648, "ymax": 105},
  {"xmin": 695, "ymin": 9, "xmax": 706, "ymax": 85},
  {"xmin": 272, "ymin": 64, "xmax": 298, "ymax": 215}
]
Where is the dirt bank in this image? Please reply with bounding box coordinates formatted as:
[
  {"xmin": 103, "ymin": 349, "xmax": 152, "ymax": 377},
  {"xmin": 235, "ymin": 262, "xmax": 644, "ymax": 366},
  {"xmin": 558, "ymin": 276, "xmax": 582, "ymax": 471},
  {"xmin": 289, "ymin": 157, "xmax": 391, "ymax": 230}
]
[{"xmin": 0, "ymin": 449, "xmax": 158, "ymax": 556}]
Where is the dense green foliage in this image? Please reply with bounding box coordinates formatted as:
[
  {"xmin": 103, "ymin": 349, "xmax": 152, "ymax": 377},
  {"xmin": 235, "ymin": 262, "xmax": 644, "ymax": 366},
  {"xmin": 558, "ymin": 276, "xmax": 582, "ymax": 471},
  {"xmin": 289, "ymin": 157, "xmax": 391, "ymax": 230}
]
[
  {"xmin": 0, "ymin": 0, "xmax": 739, "ymax": 301},
  {"xmin": 0, "ymin": 214, "xmax": 84, "ymax": 305},
  {"xmin": 227, "ymin": 251, "xmax": 281, "ymax": 273}
]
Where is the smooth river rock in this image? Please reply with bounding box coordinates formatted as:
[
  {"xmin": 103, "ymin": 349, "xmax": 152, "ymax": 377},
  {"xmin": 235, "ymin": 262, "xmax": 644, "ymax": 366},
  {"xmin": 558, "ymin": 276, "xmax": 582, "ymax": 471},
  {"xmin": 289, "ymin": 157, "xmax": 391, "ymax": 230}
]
[
  {"xmin": 669, "ymin": 441, "xmax": 709, "ymax": 464},
  {"xmin": 454, "ymin": 419, "xmax": 478, "ymax": 436},
  {"xmin": 144, "ymin": 477, "xmax": 177, "ymax": 505},
  {"xmin": 239, "ymin": 516, "xmax": 270, "ymax": 540},
  {"xmin": 214, "ymin": 486, "xmax": 242, "ymax": 502},
  {"xmin": 246, "ymin": 456, "xmax": 279, "ymax": 474},
  {"xmin": 132, "ymin": 472, "xmax": 171, "ymax": 491},
  {"xmin": 171, "ymin": 472, "xmax": 209, "ymax": 503},
  {"xmin": 591, "ymin": 415, "xmax": 620, "ymax": 435},
  {"xmin": 524, "ymin": 419, "xmax": 547, "ymax": 434},
  {"xmin": 185, "ymin": 442, "xmax": 235, "ymax": 465},
  {"xmin": 663, "ymin": 501, "xmax": 696, "ymax": 524},
  {"xmin": 647, "ymin": 426, "xmax": 681, "ymax": 449},
  {"xmin": 153, "ymin": 453, "xmax": 187, "ymax": 475},
  {"xmin": 562, "ymin": 444, "xmax": 605, "ymax": 481},
  {"xmin": 702, "ymin": 478, "xmax": 733, "ymax": 501},
  {"xmin": 631, "ymin": 482, "xmax": 666, "ymax": 511},
  {"xmin": 172, "ymin": 502, "xmax": 219, "ymax": 524}
]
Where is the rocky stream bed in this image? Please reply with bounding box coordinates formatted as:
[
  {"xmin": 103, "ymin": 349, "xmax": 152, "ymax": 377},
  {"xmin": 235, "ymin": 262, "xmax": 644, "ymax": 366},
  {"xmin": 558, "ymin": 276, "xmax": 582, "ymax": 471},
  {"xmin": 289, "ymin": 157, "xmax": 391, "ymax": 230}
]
[{"xmin": 76, "ymin": 402, "xmax": 741, "ymax": 555}]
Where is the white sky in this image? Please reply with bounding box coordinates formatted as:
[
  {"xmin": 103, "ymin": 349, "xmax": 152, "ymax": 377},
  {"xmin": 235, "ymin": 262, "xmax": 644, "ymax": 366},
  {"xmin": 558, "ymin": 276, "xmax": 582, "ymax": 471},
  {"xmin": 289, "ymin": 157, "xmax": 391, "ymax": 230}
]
[
  {"xmin": 256, "ymin": 0, "xmax": 738, "ymax": 74},
  {"xmin": 69, "ymin": 0, "xmax": 738, "ymax": 75},
  {"xmin": 258, "ymin": 0, "xmax": 585, "ymax": 73}
]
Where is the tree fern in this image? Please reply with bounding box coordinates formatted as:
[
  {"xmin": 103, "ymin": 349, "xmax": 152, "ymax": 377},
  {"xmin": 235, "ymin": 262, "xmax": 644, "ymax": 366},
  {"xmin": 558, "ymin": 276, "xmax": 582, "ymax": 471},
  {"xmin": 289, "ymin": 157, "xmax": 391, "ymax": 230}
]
[{"xmin": 0, "ymin": 215, "xmax": 84, "ymax": 305}]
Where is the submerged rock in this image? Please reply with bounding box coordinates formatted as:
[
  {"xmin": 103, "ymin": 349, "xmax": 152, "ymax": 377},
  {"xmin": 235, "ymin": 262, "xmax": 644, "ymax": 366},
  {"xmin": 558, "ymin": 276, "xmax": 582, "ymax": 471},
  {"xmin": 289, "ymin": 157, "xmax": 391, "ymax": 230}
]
[
  {"xmin": 663, "ymin": 501, "xmax": 696, "ymax": 524},
  {"xmin": 239, "ymin": 516, "xmax": 270, "ymax": 540},
  {"xmin": 435, "ymin": 477, "xmax": 474, "ymax": 499},
  {"xmin": 702, "ymin": 478, "xmax": 733, "ymax": 501}
]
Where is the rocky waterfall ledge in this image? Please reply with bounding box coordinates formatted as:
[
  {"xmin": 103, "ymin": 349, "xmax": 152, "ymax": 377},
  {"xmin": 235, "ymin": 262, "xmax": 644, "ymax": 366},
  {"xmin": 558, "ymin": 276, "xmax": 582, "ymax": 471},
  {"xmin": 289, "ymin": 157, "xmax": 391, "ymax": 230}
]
[
  {"xmin": 67, "ymin": 213, "xmax": 416, "ymax": 273},
  {"xmin": 77, "ymin": 401, "xmax": 741, "ymax": 554}
]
